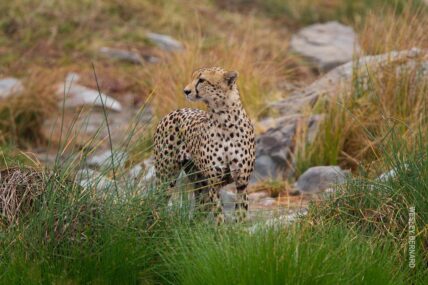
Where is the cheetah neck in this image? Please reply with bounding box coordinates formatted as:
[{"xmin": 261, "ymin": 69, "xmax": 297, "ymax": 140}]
[{"xmin": 207, "ymin": 89, "xmax": 250, "ymax": 130}]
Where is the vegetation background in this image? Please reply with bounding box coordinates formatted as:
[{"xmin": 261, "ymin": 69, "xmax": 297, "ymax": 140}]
[{"xmin": 0, "ymin": 0, "xmax": 427, "ymax": 284}]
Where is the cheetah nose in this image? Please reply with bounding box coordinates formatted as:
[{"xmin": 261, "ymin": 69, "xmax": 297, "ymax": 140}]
[{"xmin": 184, "ymin": 89, "xmax": 191, "ymax": 95}]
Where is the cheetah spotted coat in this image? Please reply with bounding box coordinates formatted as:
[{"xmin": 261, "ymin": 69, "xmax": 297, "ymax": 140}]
[{"xmin": 153, "ymin": 67, "xmax": 255, "ymax": 223}]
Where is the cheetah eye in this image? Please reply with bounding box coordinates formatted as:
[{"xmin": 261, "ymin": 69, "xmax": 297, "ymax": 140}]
[{"xmin": 198, "ymin": 78, "xmax": 206, "ymax": 84}]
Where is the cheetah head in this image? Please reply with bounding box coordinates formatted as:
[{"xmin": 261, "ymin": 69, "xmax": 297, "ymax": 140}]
[{"xmin": 183, "ymin": 67, "xmax": 239, "ymax": 105}]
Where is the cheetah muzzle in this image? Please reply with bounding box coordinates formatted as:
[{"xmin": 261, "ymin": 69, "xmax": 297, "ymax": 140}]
[{"xmin": 153, "ymin": 67, "xmax": 256, "ymax": 224}]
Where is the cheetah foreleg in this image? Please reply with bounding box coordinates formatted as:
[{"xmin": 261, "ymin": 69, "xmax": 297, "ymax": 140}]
[{"xmin": 235, "ymin": 184, "xmax": 249, "ymax": 223}]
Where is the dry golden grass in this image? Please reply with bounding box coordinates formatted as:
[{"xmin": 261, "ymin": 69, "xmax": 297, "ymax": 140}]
[
  {"xmin": 0, "ymin": 69, "xmax": 58, "ymax": 146},
  {"xmin": 143, "ymin": 16, "xmax": 300, "ymax": 121},
  {"xmin": 359, "ymin": 8, "xmax": 428, "ymax": 54}
]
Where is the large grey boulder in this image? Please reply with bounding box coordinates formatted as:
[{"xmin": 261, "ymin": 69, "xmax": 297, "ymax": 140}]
[
  {"xmin": 271, "ymin": 48, "xmax": 427, "ymax": 116},
  {"xmin": 295, "ymin": 166, "xmax": 347, "ymax": 194},
  {"xmin": 291, "ymin": 21, "xmax": 360, "ymax": 72},
  {"xmin": 0, "ymin": 77, "xmax": 23, "ymax": 99},
  {"xmin": 252, "ymin": 114, "xmax": 322, "ymax": 182}
]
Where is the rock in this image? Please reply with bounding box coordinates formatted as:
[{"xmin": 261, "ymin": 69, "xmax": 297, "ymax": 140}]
[
  {"xmin": 42, "ymin": 111, "xmax": 101, "ymax": 142},
  {"xmin": 99, "ymin": 47, "xmax": 144, "ymax": 65},
  {"xmin": 0, "ymin": 77, "xmax": 23, "ymax": 99},
  {"xmin": 258, "ymin": 197, "xmax": 277, "ymax": 207},
  {"xmin": 142, "ymin": 164, "xmax": 156, "ymax": 182},
  {"xmin": 57, "ymin": 78, "xmax": 122, "ymax": 112},
  {"xmin": 132, "ymin": 158, "xmax": 156, "ymax": 183},
  {"xmin": 86, "ymin": 150, "xmax": 128, "ymax": 168},
  {"xmin": 248, "ymin": 191, "xmax": 269, "ymax": 202},
  {"xmin": 137, "ymin": 105, "xmax": 154, "ymax": 125},
  {"xmin": 125, "ymin": 158, "xmax": 156, "ymax": 191},
  {"xmin": 220, "ymin": 186, "xmax": 237, "ymax": 213},
  {"xmin": 248, "ymin": 208, "xmax": 308, "ymax": 233},
  {"xmin": 254, "ymin": 49, "xmax": 427, "ymax": 180},
  {"xmin": 65, "ymin": 72, "xmax": 81, "ymax": 84},
  {"xmin": 41, "ymin": 107, "xmax": 134, "ymax": 154},
  {"xmin": 129, "ymin": 164, "xmax": 143, "ymax": 180},
  {"xmin": 377, "ymin": 168, "xmax": 399, "ymax": 182},
  {"xmin": 75, "ymin": 168, "xmax": 115, "ymax": 192},
  {"xmin": 271, "ymin": 48, "xmax": 427, "ymax": 117},
  {"xmin": 251, "ymin": 155, "xmax": 277, "ymax": 183},
  {"xmin": 147, "ymin": 32, "xmax": 183, "ymax": 52},
  {"xmin": 295, "ymin": 166, "xmax": 347, "ymax": 194},
  {"xmin": 291, "ymin": 21, "xmax": 360, "ymax": 72},
  {"xmin": 377, "ymin": 164, "xmax": 409, "ymax": 182},
  {"xmin": 253, "ymin": 115, "xmax": 322, "ymax": 181},
  {"xmin": 33, "ymin": 151, "xmax": 59, "ymax": 165}
]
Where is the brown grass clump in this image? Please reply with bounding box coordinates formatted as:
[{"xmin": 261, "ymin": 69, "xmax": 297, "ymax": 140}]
[
  {"xmin": 0, "ymin": 69, "xmax": 58, "ymax": 146},
  {"xmin": 0, "ymin": 167, "xmax": 45, "ymax": 227}
]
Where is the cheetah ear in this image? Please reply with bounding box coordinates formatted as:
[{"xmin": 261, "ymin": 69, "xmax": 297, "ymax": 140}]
[{"xmin": 224, "ymin": 71, "xmax": 238, "ymax": 86}]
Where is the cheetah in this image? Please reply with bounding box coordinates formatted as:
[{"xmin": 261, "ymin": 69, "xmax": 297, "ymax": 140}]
[{"xmin": 153, "ymin": 67, "xmax": 255, "ymax": 223}]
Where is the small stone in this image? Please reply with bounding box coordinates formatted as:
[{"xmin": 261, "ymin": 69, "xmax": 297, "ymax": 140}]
[
  {"xmin": 142, "ymin": 164, "xmax": 156, "ymax": 182},
  {"xmin": 219, "ymin": 185, "xmax": 237, "ymax": 221},
  {"xmin": 65, "ymin": 72, "xmax": 81, "ymax": 85},
  {"xmin": 0, "ymin": 77, "xmax": 23, "ymax": 99},
  {"xmin": 295, "ymin": 166, "xmax": 348, "ymax": 194},
  {"xmin": 57, "ymin": 82, "xmax": 122, "ymax": 112},
  {"xmin": 250, "ymin": 155, "xmax": 277, "ymax": 183},
  {"xmin": 34, "ymin": 152, "xmax": 58, "ymax": 165},
  {"xmin": 86, "ymin": 150, "xmax": 128, "ymax": 168},
  {"xmin": 75, "ymin": 168, "xmax": 115, "ymax": 191},
  {"xmin": 128, "ymin": 158, "xmax": 156, "ymax": 184},
  {"xmin": 99, "ymin": 47, "xmax": 144, "ymax": 65},
  {"xmin": 248, "ymin": 191, "xmax": 269, "ymax": 202},
  {"xmin": 129, "ymin": 164, "xmax": 143, "ymax": 180},
  {"xmin": 376, "ymin": 164, "xmax": 409, "ymax": 182},
  {"xmin": 258, "ymin": 197, "xmax": 276, "ymax": 207},
  {"xmin": 248, "ymin": 210, "xmax": 308, "ymax": 233},
  {"xmin": 147, "ymin": 32, "xmax": 183, "ymax": 52},
  {"xmin": 291, "ymin": 21, "xmax": 360, "ymax": 71},
  {"xmin": 142, "ymin": 55, "xmax": 160, "ymax": 64}
]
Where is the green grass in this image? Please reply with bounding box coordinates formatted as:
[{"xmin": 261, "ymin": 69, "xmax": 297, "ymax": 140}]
[
  {"xmin": 164, "ymin": 224, "xmax": 406, "ymax": 285},
  {"xmin": 1, "ymin": 127, "xmax": 426, "ymax": 284},
  {"xmin": 309, "ymin": 133, "xmax": 428, "ymax": 248},
  {"xmin": 164, "ymin": 134, "xmax": 428, "ymax": 285}
]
